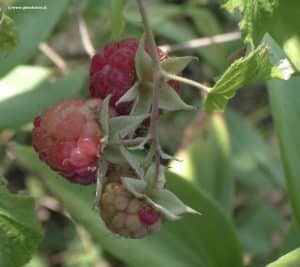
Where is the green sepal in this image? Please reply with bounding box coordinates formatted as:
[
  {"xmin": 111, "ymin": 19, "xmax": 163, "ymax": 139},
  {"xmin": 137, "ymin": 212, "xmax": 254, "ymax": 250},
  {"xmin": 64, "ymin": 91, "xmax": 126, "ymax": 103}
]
[
  {"xmin": 131, "ymin": 83, "xmax": 153, "ymax": 115},
  {"xmin": 116, "ymin": 82, "xmax": 139, "ymax": 105},
  {"xmin": 135, "ymin": 36, "xmax": 153, "ymax": 82},
  {"xmin": 127, "ymin": 135, "xmax": 151, "ymax": 150},
  {"xmin": 144, "ymin": 164, "xmax": 166, "ymax": 189},
  {"xmin": 120, "ymin": 176, "xmax": 201, "ymax": 221},
  {"xmin": 148, "ymin": 189, "xmax": 202, "ymax": 220},
  {"xmin": 121, "ymin": 177, "xmax": 147, "ymax": 198},
  {"xmin": 161, "ymin": 56, "xmax": 198, "ymax": 74},
  {"xmin": 159, "ymin": 85, "xmax": 195, "ymax": 111},
  {"xmin": 120, "ymin": 146, "xmax": 144, "ymax": 179},
  {"xmin": 109, "ymin": 114, "xmax": 149, "ymax": 139},
  {"xmin": 102, "ymin": 145, "xmax": 126, "ymax": 165},
  {"xmin": 99, "ymin": 94, "xmax": 111, "ymax": 136}
]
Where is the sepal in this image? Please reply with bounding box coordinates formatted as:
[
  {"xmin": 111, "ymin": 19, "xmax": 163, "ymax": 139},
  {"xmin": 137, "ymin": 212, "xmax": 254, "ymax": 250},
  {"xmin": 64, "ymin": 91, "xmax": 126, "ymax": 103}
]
[
  {"xmin": 120, "ymin": 146, "xmax": 144, "ymax": 179},
  {"xmin": 99, "ymin": 94, "xmax": 111, "ymax": 136},
  {"xmin": 161, "ymin": 56, "xmax": 198, "ymax": 74},
  {"xmin": 159, "ymin": 85, "xmax": 195, "ymax": 111},
  {"xmin": 116, "ymin": 82, "xmax": 139, "ymax": 105},
  {"xmin": 121, "ymin": 177, "xmax": 147, "ymax": 198},
  {"xmin": 135, "ymin": 36, "xmax": 153, "ymax": 82},
  {"xmin": 109, "ymin": 114, "xmax": 149, "ymax": 139},
  {"xmin": 147, "ymin": 189, "xmax": 202, "ymax": 220}
]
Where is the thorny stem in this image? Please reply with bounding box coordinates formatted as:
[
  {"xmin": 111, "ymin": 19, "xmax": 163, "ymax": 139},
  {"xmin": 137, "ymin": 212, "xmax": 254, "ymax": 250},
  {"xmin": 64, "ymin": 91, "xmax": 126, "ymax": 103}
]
[{"xmin": 136, "ymin": 0, "xmax": 162, "ymax": 193}]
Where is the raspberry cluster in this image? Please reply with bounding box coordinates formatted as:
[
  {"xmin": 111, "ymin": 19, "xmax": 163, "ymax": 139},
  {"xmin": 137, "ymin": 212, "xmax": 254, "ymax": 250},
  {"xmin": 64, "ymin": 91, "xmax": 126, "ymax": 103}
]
[{"xmin": 32, "ymin": 38, "xmax": 175, "ymax": 238}]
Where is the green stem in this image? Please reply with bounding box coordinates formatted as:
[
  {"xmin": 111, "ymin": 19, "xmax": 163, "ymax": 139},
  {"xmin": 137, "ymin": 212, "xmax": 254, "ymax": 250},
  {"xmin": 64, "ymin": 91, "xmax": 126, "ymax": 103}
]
[{"xmin": 163, "ymin": 71, "xmax": 211, "ymax": 94}]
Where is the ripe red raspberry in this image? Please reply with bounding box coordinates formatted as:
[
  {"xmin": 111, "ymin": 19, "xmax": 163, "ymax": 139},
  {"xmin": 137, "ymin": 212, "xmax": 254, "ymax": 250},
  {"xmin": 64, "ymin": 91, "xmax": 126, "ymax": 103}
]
[
  {"xmin": 32, "ymin": 99, "xmax": 105, "ymax": 185},
  {"xmin": 100, "ymin": 182, "xmax": 164, "ymax": 238},
  {"xmin": 89, "ymin": 38, "xmax": 179, "ymax": 115}
]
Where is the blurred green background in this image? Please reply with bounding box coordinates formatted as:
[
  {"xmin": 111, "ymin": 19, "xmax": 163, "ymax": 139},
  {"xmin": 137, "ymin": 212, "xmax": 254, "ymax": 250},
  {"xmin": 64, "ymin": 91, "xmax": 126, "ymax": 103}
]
[{"xmin": 1, "ymin": 0, "xmax": 300, "ymax": 267}]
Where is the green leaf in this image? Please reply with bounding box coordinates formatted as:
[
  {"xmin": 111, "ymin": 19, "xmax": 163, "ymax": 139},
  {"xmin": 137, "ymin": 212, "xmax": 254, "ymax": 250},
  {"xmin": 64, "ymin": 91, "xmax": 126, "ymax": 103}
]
[
  {"xmin": 267, "ymin": 248, "xmax": 300, "ymax": 267},
  {"xmin": 0, "ymin": 0, "xmax": 69, "ymax": 76},
  {"xmin": 0, "ymin": 65, "xmax": 50, "ymax": 103},
  {"xmin": 109, "ymin": 114, "xmax": 149, "ymax": 139},
  {"xmin": 110, "ymin": 0, "xmax": 127, "ymax": 41},
  {"xmin": 169, "ymin": 113, "xmax": 233, "ymax": 214},
  {"xmin": 159, "ymin": 85, "xmax": 195, "ymax": 111},
  {"xmin": 226, "ymin": 109, "xmax": 284, "ymax": 190},
  {"xmin": 0, "ymin": 176, "xmax": 43, "ymax": 267},
  {"xmin": 0, "ymin": 68, "xmax": 86, "ymax": 129},
  {"xmin": 236, "ymin": 202, "xmax": 282, "ymax": 254},
  {"xmin": 15, "ymin": 145, "xmax": 244, "ymax": 267},
  {"xmin": 204, "ymin": 34, "xmax": 294, "ymax": 112},
  {"xmin": 268, "ymin": 77, "xmax": 300, "ymax": 230},
  {"xmin": 161, "ymin": 56, "xmax": 198, "ymax": 74},
  {"xmin": 223, "ymin": 0, "xmax": 300, "ymax": 71},
  {"xmin": 0, "ymin": 14, "xmax": 19, "ymax": 56}
]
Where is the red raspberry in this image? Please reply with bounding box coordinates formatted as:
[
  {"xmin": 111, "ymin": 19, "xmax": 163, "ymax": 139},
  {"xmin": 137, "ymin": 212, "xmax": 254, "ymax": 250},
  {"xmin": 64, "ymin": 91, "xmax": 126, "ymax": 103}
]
[
  {"xmin": 89, "ymin": 38, "xmax": 179, "ymax": 115},
  {"xmin": 100, "ymin": 182, "xmax": 164, "ymax": 238},
  {"xmin": 32, "ymin": 99, "xmax": 105, "ymax": 185}
]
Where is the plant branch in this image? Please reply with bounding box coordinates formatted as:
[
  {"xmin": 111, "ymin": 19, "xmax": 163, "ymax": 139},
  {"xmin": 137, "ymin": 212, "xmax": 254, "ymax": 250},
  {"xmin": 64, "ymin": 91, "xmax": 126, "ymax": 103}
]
[
  {"xmin": 38, "ymin": 42, "xmax": 70, "ymax": 74},
  {"xmin": 160, "ymin": 32, "xmax": 241, "ymax": 53},
  {"xmin": 136, "ymin": 0, "xmax": 163, "ymax": 192},
  {"xmin": 76, "ymin": 8, "xmax": 96, "ymax": 58}
]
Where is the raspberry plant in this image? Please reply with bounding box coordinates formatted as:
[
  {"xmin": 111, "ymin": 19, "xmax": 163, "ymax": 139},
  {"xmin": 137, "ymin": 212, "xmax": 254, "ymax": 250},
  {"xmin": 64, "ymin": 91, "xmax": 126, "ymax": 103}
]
[{"xmin": 1, "ymin": 0, "xmax": 300, "ymax": 266}]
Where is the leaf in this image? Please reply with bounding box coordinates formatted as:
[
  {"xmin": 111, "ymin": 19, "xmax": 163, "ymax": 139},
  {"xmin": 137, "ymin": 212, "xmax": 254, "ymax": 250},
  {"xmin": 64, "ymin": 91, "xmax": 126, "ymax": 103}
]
[
  {"xmin": 159, "ymin": 85, "xmax": 195, "ymax": 111},
  {"xmin": 236, "ymin": 202, "xmax": 282, "ymax": 254},
  {"xmin": 226, "ymin": 109, "xmax": 284, "ymax": 190},
  {"xmin": 223, "ymin": 0, "xmax": 300, "ymax": 71},
  {"xmin": 161, "ymin": 56, "xmax": 198, "ymax": 74},
  {"xmin": 0, "ymin": 65, "xmax": 50, "ymax": 103},
  {"xmin": 268, "ymin": 76, "xmax": 300, "ymax": 230},
  {"xmin": 110, "ymin": 0, "xmax": 127, "ymax": 41},
  {"xmin": 169, "ymin": 112, "xmax": 233, "ymax": 214},
  {"xmin": 0, "ymin": 0, "xmax": 69, "ymax": 76},
  {"xmin": 0, "ymin": 68, "xmax": 86, "ymax": 129},
  {"xmin": 109, "ymin": 114, "xmax": 149, "ymax": 139},
  {"xmin": 0, "ymin": 14, "xmax": 19, "ymax": 56},
  {"xmin": 204, "ymin": 34, "xmax": 294, "ymax": 112},
  {"xmin": 15, "ymin": 145, "xmax": 244, "ymax": 267},
  {"xmin": 0, "ymin": 176, "xmax": 43, "ymax": 267},
  {"xmin": 267, "ymin": 248, "xmax": 300, "ymax": 267}
]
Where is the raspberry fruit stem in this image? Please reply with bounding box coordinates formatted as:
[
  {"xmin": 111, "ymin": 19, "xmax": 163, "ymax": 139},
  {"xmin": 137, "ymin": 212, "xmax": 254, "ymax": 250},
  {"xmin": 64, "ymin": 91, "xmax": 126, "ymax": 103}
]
[
  {"xmin": 136, "ymin": 0, "xmax": 163, "ymax": 193},
  {"xmin": 163, "ymin": 71, "xmax": 211, "ymax": 95}
]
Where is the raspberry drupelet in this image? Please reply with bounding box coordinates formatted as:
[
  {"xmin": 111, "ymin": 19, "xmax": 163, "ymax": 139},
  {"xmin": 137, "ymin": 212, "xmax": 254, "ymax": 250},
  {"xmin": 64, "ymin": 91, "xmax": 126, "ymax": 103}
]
[
  {"xmin": 100, "ymin": 182, "xmax": 164, "ymax": 238},
  {"xmin": 32, "ymin": 99, "xmax": 104, "ymax": 185},
  {"xmin": 89, "ymin": 38, "xmax": 180, "ymax": 115}
]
